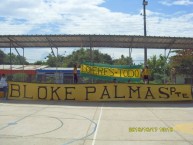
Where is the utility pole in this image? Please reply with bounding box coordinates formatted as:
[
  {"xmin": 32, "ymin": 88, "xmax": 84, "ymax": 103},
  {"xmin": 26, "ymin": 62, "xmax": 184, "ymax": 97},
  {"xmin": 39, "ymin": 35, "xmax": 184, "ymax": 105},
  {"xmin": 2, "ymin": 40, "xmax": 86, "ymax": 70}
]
[{"xmin": 143, "ymin": 0, "xmax": 148, "ymax": 66}]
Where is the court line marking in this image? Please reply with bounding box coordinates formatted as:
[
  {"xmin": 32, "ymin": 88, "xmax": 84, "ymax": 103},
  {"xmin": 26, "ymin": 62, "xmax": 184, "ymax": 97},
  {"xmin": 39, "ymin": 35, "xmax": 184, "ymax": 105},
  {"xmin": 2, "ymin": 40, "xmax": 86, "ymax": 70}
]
[
  {"xmin": 92, "ymin": 104, "xmax": 103, "ymax": 145},
  {"xmin": 61, "ymin": 113, "xmax": 97, "ymax": 145},
  {"xmin": 0, "ymin": 107, "xmax": 46, "ymax": 131}
]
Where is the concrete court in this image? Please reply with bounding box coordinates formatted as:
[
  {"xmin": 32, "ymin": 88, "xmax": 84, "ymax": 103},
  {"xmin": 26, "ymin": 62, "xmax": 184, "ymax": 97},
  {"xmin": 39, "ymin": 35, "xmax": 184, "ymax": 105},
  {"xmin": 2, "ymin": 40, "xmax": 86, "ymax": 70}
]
[{"xmin": 0, "ymin": 99, "xmax": 193, "ymax": 145}]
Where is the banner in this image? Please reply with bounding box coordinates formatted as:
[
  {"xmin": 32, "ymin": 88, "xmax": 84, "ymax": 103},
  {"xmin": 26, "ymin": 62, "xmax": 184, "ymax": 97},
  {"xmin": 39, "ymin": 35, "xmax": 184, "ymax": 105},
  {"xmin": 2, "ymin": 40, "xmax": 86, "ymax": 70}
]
[
  {"xmin": 80, "ymin": 62, "xmax": 142, "ymax": 82},
  {"xmin": 8, "ymin": 82, "xmax": 193, "ymax": 101}
]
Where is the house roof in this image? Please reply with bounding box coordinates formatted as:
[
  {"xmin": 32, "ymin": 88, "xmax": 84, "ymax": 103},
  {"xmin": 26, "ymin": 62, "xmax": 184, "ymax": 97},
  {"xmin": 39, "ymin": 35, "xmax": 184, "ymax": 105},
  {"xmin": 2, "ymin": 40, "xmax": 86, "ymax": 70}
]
[{"xmin": 0, "ymin": 65, "xmax": 48, "ymax": 70}]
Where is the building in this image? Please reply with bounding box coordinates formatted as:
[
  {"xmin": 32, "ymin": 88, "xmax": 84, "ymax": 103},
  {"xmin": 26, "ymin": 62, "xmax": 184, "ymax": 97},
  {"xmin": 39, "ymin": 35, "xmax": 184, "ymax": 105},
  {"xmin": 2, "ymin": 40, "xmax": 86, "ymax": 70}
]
[
  {"xmin": 0, "ymin": 65, "xmax": 80, "ymax": 83},
  {"xmin": 36, "ymin": 67, "xmax": 80, "ymax": 84}
]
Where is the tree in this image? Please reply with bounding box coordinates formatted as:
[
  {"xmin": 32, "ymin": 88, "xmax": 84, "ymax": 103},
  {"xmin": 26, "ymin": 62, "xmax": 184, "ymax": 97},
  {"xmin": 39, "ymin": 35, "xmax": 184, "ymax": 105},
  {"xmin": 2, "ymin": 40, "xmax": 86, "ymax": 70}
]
[
  {"xmin": 0, "ymin": 50, "xmax": 29, "ymax": 65},
  {"xmin": 45, "ymin": 54, "xmax": 59, "ymax": 67},
  {"xmin": 147, "ymin": 55, "xmax": 170, "ymax": 83},
  {"xmin": 170, "ymin": 49, "xmax": 193, "ymax": 77},
  {"xmin": 0, "ymin": 50, "xmax": 6, "ymax": 64},
  {"xmin": 45, "ymin": 54, "xmax": 68, "ymax": 67},
  {"xmin": 4, "ymin": 53, "xmax": 29, "ymax": 65},
  {"xmin": 44, "ymin": 48, "xmax": 136, "ymax": 67},
  {"xmin": 113, "ymin": 55, "xmax": 133, "ymax": 65},
  {"xmin": 63, "ymin": 48, "xmax": 113, "ymax": 67},
  {"xmin": 33, "ymin": 60, "xmax": 47, "ymax": 65}
]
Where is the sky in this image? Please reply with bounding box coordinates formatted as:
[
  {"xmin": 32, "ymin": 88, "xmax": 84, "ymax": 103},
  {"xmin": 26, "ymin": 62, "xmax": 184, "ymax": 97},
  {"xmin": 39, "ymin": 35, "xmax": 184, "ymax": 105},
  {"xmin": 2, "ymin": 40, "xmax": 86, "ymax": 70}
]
[{"xmin": 0, "ymin": 0, "xmax": 193, "ymax": 64}]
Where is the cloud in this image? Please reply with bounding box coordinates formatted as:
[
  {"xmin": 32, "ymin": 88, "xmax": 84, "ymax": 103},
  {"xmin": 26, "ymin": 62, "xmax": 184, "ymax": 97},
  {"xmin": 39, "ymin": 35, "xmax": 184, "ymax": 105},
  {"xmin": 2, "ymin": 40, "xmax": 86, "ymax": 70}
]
[
  {"xmin": 0, "ymin": 0, "xmax": 144, "ymax": 35},
  {"xmin": 146, "ymin": 11, "xmax": 193, "ymax": 37},
  {"xmin": 0, "ymin": 0, "xmax": 193, "ymax": 63},
  {"xmin": 1, "ymin": 0, "xmax": 192, "ymax": 36},
  {"xmin": 160, "ymin": 0, "xmax": 193, "ymax": 6},
  {"xmin": 0, "ymin": 22, "xmax": 33, "ymax": 35}
]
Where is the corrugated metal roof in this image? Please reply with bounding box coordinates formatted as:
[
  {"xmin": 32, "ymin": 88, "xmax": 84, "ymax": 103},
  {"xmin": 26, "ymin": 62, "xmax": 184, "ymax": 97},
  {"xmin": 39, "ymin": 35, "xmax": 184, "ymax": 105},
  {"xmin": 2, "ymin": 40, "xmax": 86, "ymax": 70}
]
[
  {"xmin": 0, "ymin": 65, "xmax": 48, "ymax": 70},
  {"xmin": 39, "ymin": 67, "xmax": 80, "ymax": 70},
  {"xmin": 0, "ymin": 35, "xmax": 193, "ymax": 49},
  {"xmin": 36, "ymin": 68, "xmax": 80, "ymax": 74}
]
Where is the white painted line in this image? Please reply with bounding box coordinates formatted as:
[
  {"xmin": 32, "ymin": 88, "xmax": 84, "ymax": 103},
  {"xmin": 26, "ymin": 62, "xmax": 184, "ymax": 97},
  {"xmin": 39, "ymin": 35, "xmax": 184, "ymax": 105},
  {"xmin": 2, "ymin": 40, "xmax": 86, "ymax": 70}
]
[{"xmin": 92, "ymin": 104, "xmax": 103, "ymax": 145}]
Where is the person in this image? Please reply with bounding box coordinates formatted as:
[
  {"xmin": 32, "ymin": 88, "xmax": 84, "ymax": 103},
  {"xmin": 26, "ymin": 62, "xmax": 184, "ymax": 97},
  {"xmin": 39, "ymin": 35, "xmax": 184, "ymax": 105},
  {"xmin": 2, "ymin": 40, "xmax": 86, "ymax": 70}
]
[
  {"xmin": 0, "ymin": 74, "xmax": 8, "ymax": 99},
  {"xmin": 73, "ymin": 64, "xmax": 78, "ymax": 84},
  {"xmin": 141, "ymin": 66, "xmax": 150, "ymax": 84}
]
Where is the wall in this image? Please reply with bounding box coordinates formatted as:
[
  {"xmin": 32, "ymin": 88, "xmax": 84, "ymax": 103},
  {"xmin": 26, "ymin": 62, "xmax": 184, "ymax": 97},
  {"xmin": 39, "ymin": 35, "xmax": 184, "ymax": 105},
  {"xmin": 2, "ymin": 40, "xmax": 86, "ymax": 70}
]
[{"xmin": 8, "ymin": 82, "xmax": 193, "ymax": 101}]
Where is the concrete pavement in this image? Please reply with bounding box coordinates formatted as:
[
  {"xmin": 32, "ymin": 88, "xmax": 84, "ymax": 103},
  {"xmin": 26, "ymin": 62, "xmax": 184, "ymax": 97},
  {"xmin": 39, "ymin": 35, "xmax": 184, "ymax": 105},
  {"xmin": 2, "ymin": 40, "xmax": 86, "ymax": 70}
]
[{"xmin": 0, "ymin": 100, "xmax": 193, "ymax": 145}]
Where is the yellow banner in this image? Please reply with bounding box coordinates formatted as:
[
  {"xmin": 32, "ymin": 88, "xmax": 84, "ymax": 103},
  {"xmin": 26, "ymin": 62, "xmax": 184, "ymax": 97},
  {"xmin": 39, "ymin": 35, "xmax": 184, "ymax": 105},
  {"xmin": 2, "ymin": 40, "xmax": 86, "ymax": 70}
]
[
  {"xmin": 81, "ymin": 64, "xmax": 141, "ymax": 78},
  {"xmin": 8, "ymin": 82, "xmax": 192, "ymax": 101}
]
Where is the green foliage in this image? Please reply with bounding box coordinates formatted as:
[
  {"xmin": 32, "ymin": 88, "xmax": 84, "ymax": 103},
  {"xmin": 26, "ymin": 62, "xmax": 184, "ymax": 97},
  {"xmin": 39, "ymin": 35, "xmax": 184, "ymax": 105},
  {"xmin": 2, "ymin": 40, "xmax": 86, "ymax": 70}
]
[
  {"xmin": 12, "ymin": 73, "xmax": 28, "ymax": 82},
  {"xmin": 44, "ymin": 48, "xmax": 134, "ymax": 67},
  {"xmin": 33, "ymin": 60, "xmax": 46, "ymax": 65},
  {"xmin": 170, "ymin": 49, "xmax": 193, "ymax": 76},
  {"xmin": 0, "ymin": 50, "xmax": 29, "ymax": 65},
  {"xmin": 66, "ymin": 48, "xmax": 113, "ymax": 66},
  {"xmin": 0, "ymin": 50, "xmax": 6, "ymax": 65},
  {"xmin": 46, "ymin": 54, "xmax": 59, "ymax": 67},
  {"xmin": 44, "ymin": 48, "xmax": 114, "ymax": 67},
  {"xmin": 147, "ymin": 55, "xmax": 170, "ymax": 83},
  {"xmin": 113, "ymin": 55, "xmax": 133, "ymax": 65}
]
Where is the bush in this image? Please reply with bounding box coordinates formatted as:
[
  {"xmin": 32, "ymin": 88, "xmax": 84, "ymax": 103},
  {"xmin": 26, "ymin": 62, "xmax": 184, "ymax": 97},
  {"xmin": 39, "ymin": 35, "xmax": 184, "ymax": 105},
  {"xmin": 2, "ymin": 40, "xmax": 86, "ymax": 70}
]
[{"xmin": 12, "ymin": 73, "xmax": 28, "ymax": 82}]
